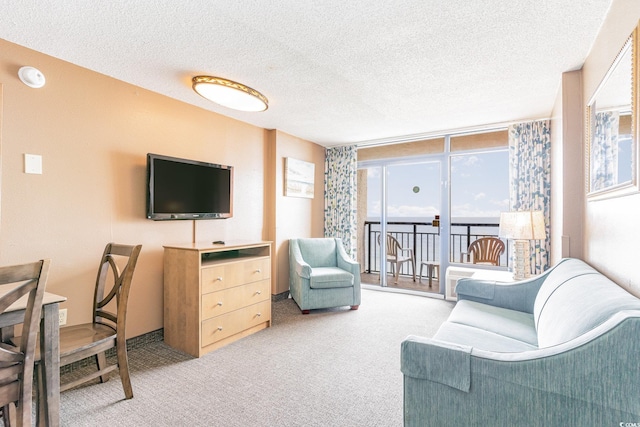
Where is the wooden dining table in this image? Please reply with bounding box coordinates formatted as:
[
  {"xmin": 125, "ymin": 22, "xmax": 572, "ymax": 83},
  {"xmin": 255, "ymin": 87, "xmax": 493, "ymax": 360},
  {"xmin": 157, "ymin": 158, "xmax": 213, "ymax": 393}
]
[{"xmin": 0, "ymin": 290, "xmax": 66, "ymax": 427}]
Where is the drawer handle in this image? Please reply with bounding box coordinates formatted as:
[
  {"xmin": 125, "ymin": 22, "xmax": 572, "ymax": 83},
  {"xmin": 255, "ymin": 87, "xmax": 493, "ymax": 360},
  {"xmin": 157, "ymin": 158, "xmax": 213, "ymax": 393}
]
[
  {"xmin": 217, "ymin": 326, "xmax": 223, "ymax": 331},
  {"xmin": 255, "ymin": 290, "xmax": 262, "ymax": 295},
  {"xmin": 217, "ymin": 302, "xmax": 223, "ymax": 306},
  {"xmin": 256, "ymin": 312, "xmax": 262, "ymax": 317},
  {"xmin": 216, "ymin": 277, "xmax": 223, "ymax": 281},
  {"xmin": 254, "ymin": 269, "xmax": 261, "ymax": 273}
]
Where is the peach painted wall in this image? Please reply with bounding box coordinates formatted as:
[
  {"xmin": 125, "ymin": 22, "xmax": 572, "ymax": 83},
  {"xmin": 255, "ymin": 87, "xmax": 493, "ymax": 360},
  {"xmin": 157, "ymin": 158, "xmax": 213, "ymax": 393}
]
[
  {"xmin": 0, "ymin": 39, "xmax": 321, "ymax": 337},
  {"xmin": 581, "ymin": 1, "xmax": 640, "ymax": 296},
  {"xmin": 271, "ymin": 130, "xmax": 325, "ymax": 295}
]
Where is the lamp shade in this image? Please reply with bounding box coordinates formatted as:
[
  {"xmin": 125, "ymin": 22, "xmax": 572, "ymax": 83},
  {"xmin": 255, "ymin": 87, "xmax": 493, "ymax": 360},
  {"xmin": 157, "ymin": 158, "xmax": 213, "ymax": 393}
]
[
  {"xmin": 192, "ymin": 76, "xmax": 268, "ymax": 112},
  {"xmin": 498, "ymin": 211, "xmax": 545, "ymax": 240}
]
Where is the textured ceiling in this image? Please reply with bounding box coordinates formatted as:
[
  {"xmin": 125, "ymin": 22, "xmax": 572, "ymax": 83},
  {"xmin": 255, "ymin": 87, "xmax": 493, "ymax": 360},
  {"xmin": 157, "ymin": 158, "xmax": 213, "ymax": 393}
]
[{"xmin": 0, "ymin": 1, "xmax": 612, "ymax": 147}]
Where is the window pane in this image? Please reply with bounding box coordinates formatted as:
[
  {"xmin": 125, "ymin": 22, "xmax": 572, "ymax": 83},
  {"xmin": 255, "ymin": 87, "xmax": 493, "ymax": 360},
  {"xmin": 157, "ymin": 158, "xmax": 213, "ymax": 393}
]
[
  {"xmin": 386, "ymin": 162, "xmax": 441, "ymax": 267},
  {"xmin": 450, "ymin": 150, "xmax": 509, "ymax": 263}
]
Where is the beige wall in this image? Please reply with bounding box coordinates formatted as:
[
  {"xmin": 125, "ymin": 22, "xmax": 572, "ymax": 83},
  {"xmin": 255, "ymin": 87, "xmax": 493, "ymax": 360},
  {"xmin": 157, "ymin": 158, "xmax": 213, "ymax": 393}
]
[
  {"xmin": 550, "ymin": 70, "xmax": 584, "ymax": 264},
  {"xmin": 271, "ymin": 130, "xmax": 325, "ymax": 295},
  {"xmin": 549, "ymin": 3, "xmax": 640, "ymax": 297},
  {"xmin": 0, "ymin": 39, "xmax": 322, "ymax": 337}
]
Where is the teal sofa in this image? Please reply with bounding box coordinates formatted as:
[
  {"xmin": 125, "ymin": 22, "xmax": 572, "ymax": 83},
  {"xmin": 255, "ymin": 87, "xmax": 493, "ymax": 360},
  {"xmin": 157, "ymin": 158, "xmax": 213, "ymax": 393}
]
[
  {"xmin": 401, "ymin": 258, "xmax": 640, "ymax": 426},
  {"xmin": 289, "ymin": 238, "xmax": 361, "ymax": 314}
]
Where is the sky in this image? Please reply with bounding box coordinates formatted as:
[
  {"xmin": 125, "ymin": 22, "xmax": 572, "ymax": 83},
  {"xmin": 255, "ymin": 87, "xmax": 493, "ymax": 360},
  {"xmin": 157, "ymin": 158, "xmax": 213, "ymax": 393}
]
[{"xmin": 366, "ymin": 150, "xmax": 509, "ymax": 221}]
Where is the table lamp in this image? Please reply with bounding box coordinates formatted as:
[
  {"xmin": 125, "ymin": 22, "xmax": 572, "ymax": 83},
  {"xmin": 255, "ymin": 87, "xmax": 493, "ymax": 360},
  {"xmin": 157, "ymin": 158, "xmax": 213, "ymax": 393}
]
[{"xmin": 498, "ymin": 211, "xmax": 545, "ymax": 280}]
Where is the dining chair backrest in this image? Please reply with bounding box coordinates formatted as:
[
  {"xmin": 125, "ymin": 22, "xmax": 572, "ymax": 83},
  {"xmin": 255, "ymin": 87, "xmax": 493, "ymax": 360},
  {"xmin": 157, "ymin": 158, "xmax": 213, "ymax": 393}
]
[
  {"xmin": 52, "ymin": 243, "xmax": 142, "ymax": 401},
  {"xmin": 377, "ymin": 234, "xmax": 403, "ymax": 259},
  {"xmin": 92, "ymin": 243, "xmax": 142, "ymax": 337},
  {"xmin": 376, "ymin": 233, "xmax": 416, "ymax": 283},
  {"xmin": 0, "ymin": 259, "xmax": 50, "ymax": 427},
  {"xmin": 466, "ymin": 237, "xmax": 505, "ymax": 266}
]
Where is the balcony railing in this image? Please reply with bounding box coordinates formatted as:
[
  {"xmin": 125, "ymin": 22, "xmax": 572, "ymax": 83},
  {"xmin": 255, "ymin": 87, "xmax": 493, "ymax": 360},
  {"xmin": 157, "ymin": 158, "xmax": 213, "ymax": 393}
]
[{"xmin": 363, "ymin": 220, "xmax": 510, "ymax": 276}]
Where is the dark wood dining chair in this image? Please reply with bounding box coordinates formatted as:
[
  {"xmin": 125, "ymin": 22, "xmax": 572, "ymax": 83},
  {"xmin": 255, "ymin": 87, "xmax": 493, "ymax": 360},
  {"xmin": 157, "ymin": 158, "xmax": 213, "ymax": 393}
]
[
  {"xmin": 46, "ymin": 243, "xmax": 141, "ymax": 401},
  {"xmin": 0, "ymin": 259, "xmax": 50, "ymax": 427}
]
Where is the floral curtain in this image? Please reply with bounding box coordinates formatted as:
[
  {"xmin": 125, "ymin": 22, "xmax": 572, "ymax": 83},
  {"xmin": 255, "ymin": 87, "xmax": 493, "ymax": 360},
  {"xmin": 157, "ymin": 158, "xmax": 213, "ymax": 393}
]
[
  {"xmin": 325, "ymin": 146, "xmax": 358, "ymax": 259},
  {"xmin": 508, "ymin": 120, "xmax": 551, "ymax": 274},
  {"xmin": 591, "ymin": 111, "xmax": 619, "ymax": 191}
]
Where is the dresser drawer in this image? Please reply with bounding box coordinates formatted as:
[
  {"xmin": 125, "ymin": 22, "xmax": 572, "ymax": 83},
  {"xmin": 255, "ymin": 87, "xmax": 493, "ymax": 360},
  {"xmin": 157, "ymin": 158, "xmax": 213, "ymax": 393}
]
[
  {"xmin": 201, "ymin": 279, "xmax": 270, "ymax": 320},
  {"xmin": 201, "ymin": 265, "xmax": 228, "ymax": 293},
  {"xmin": 201, "ymin": 300, "xmax": 271, "ymax": 347},
  {"xmin": 240, "ymin": 257, "xmax": 271, "ymax": 283},
  {"xmin": 201, "ymin": 257, "xmax": 271, "ymax": 293}
]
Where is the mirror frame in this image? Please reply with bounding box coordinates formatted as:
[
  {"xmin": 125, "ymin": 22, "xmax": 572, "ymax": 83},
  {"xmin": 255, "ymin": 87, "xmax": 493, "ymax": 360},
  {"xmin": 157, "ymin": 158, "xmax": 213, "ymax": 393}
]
[{"xmin": 586, "ymin": 21, "xmax": 639, "ymax": 200}]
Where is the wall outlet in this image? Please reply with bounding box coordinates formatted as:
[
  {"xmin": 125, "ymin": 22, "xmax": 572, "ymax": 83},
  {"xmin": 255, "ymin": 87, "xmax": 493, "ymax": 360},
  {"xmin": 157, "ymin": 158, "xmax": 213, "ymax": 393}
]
[{"xmin": 58, "ymin": 308, "xmax": 67, "ymax": 326}]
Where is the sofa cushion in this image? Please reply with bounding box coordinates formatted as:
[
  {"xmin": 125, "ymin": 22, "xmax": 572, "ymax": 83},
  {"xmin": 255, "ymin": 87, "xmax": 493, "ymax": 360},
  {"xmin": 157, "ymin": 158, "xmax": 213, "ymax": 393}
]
[
  {"xmin": 448, "ymin": 300, "xmax": 537, "ymax": 346},
  {"xmin": 309, "ymin": 267, "xmax": 354, "ymax": 289},
  {"xmin": 533, "ymin": 258, "xmax": 600, "ymax": 328},
  {"xmin": 536, "ymin": 273, "xmax": 640, "ymax": 347},
  {"xmin": 433, "ymin": 322, "xmax": 538, "ymax": 353}
]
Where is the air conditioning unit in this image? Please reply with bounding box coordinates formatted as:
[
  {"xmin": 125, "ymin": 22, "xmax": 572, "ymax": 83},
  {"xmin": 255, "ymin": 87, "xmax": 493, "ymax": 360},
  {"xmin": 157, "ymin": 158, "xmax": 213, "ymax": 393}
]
[{"xmin": 444, "ymin": 266, "xmax": 479, "ymax": 301}]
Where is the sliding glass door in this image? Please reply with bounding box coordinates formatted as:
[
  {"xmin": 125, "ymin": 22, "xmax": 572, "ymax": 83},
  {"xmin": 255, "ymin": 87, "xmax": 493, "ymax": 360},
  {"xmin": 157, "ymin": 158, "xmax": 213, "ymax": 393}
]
[
  {"xmin": 361, "ymin": 160, "xmax": 443, "ymax": 290},
  {"xmin": 449, "ymin": 150, "xmax": 509, "ymax": 266}
]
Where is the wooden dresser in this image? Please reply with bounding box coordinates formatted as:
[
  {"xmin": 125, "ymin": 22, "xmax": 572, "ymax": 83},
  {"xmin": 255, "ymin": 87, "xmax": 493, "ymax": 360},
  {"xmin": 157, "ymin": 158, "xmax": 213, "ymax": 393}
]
[{"xmin": 163, "ymin": 241, "xmax": 272, "ymax": 357}]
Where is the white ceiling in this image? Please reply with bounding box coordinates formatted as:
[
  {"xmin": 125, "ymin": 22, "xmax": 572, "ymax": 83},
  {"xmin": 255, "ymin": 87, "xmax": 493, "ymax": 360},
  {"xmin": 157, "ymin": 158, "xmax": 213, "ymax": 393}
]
[{"xmin": 0, "ymin": 1, "xmax": 612, "ymax": 147}]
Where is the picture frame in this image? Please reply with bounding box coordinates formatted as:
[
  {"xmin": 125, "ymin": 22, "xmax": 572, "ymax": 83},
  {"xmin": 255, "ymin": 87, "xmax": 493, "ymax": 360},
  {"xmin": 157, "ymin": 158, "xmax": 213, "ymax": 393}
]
[
  {"xmin": 284, "ymin": 157, "xmax": 315, "ymax": 198},
  {"xmin": 586, "ymin": 21, "xmax": 639, "ymax": 200}
]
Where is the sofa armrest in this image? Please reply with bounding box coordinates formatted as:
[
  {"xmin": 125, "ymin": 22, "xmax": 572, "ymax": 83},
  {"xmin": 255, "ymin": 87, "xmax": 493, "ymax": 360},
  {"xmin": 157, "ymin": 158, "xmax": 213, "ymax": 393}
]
[
  {"xmin": 456, "ymin": 274, "xmax": 548, "ymax": 313},
  {"xmin": 401, "ymin": 335, "xmax": 471, "ymax": 392}
]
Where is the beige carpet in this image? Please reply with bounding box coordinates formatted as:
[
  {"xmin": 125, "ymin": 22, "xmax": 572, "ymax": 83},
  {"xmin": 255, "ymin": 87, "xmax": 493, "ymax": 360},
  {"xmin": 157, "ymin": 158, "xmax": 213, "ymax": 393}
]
[{"xmin": 59, "ymin": 289, "xmax": 454, "ymax": 426}]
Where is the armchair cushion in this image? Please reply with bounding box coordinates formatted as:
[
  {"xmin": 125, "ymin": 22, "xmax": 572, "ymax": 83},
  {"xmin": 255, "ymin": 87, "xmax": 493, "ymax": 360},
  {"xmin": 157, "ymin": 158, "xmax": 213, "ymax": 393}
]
[{"xmin": 310, "ymin": 267, "xmax": 354, "ymax": 289}]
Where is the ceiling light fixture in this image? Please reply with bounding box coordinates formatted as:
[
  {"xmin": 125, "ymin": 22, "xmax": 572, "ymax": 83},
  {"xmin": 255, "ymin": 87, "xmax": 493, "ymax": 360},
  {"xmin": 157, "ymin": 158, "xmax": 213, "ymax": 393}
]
[
  {"xmin": 18, "ymin": 66, "xmax": 46, "ymax": 88},
  {"xmin": 192, "ymin": 76, "xmax": 268, "ymax": 112}
]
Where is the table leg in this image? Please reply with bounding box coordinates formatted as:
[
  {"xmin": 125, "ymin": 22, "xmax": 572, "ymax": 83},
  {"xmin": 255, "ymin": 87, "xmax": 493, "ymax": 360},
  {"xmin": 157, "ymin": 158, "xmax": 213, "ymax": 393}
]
[{"xmin": 38, "ymin": 303, "xmax": 60, "ymax": 427}]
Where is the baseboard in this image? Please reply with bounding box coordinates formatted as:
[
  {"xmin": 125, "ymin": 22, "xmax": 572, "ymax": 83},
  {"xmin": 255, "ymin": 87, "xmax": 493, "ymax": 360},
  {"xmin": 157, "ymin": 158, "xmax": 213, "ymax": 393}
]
[
  {"xmin": 60, "ymin": 329, "xmax": 164, "ymax": 375},
  {"xmin": 271, "ymin": 291, "xmax": 290, "ymax": 302}
]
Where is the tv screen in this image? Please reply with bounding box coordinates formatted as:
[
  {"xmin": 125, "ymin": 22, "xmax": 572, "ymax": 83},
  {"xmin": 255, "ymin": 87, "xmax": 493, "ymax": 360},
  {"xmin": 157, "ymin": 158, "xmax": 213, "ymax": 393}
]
[{"xmin": 146, "ymin": 153, "xmax": 233, "ymax": 220}]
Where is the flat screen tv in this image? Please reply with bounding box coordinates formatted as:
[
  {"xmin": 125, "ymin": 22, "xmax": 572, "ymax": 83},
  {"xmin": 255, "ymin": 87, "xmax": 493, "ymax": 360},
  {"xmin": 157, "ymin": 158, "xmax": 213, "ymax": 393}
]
[{"xmin": 146, "ymin": 153, "xmax": 233, "ymax": 220}]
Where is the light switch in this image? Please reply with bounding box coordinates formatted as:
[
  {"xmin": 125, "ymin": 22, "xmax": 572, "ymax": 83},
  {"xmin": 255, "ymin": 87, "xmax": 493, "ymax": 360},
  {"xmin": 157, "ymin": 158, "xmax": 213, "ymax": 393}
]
[{"xmin": 24, "ymin": 154, "xmax": 43, "ymax": 174}]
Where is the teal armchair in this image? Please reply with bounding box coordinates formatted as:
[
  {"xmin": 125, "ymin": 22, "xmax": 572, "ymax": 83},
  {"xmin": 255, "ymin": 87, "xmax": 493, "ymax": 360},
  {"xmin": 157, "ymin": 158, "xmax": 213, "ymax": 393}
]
[{"xmin": 289, "ymin": 238, "xmax": 361, "ymax": 314}]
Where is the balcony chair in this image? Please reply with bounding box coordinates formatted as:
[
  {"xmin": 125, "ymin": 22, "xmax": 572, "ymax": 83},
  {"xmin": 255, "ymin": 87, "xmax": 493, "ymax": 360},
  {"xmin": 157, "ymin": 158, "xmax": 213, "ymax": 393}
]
[
  {"xmin": 460, "ymin": 237, "xmax": 505, "ymax": 266},
  {"xmin": 378, "ymin": 234, "xmax": 416, "ymax": 284},
  {"xmin": 289, "ymin": 238, "xmax": 361, "ymax": 314},
  {"xmin": 40, "ymin": 243, "xmax": 141, "ymax": 402},
  {"xmin": 0, "ymin": 259, "xmax": 50, "ymax": 427}
]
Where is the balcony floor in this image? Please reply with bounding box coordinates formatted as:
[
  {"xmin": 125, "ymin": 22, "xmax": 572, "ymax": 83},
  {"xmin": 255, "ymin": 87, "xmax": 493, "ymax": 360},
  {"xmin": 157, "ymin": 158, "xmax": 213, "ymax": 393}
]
[{"xmin": 361, "ymin": 272, "xmax": 441, "ymax": 295}]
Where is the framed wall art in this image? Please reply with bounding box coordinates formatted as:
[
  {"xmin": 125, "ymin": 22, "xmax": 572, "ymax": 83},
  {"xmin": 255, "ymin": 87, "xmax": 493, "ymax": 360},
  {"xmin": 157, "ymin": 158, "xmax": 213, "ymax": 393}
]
[{"xmin": 285, "ymin": 157, "xmax": 315, "ymax": 198}]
